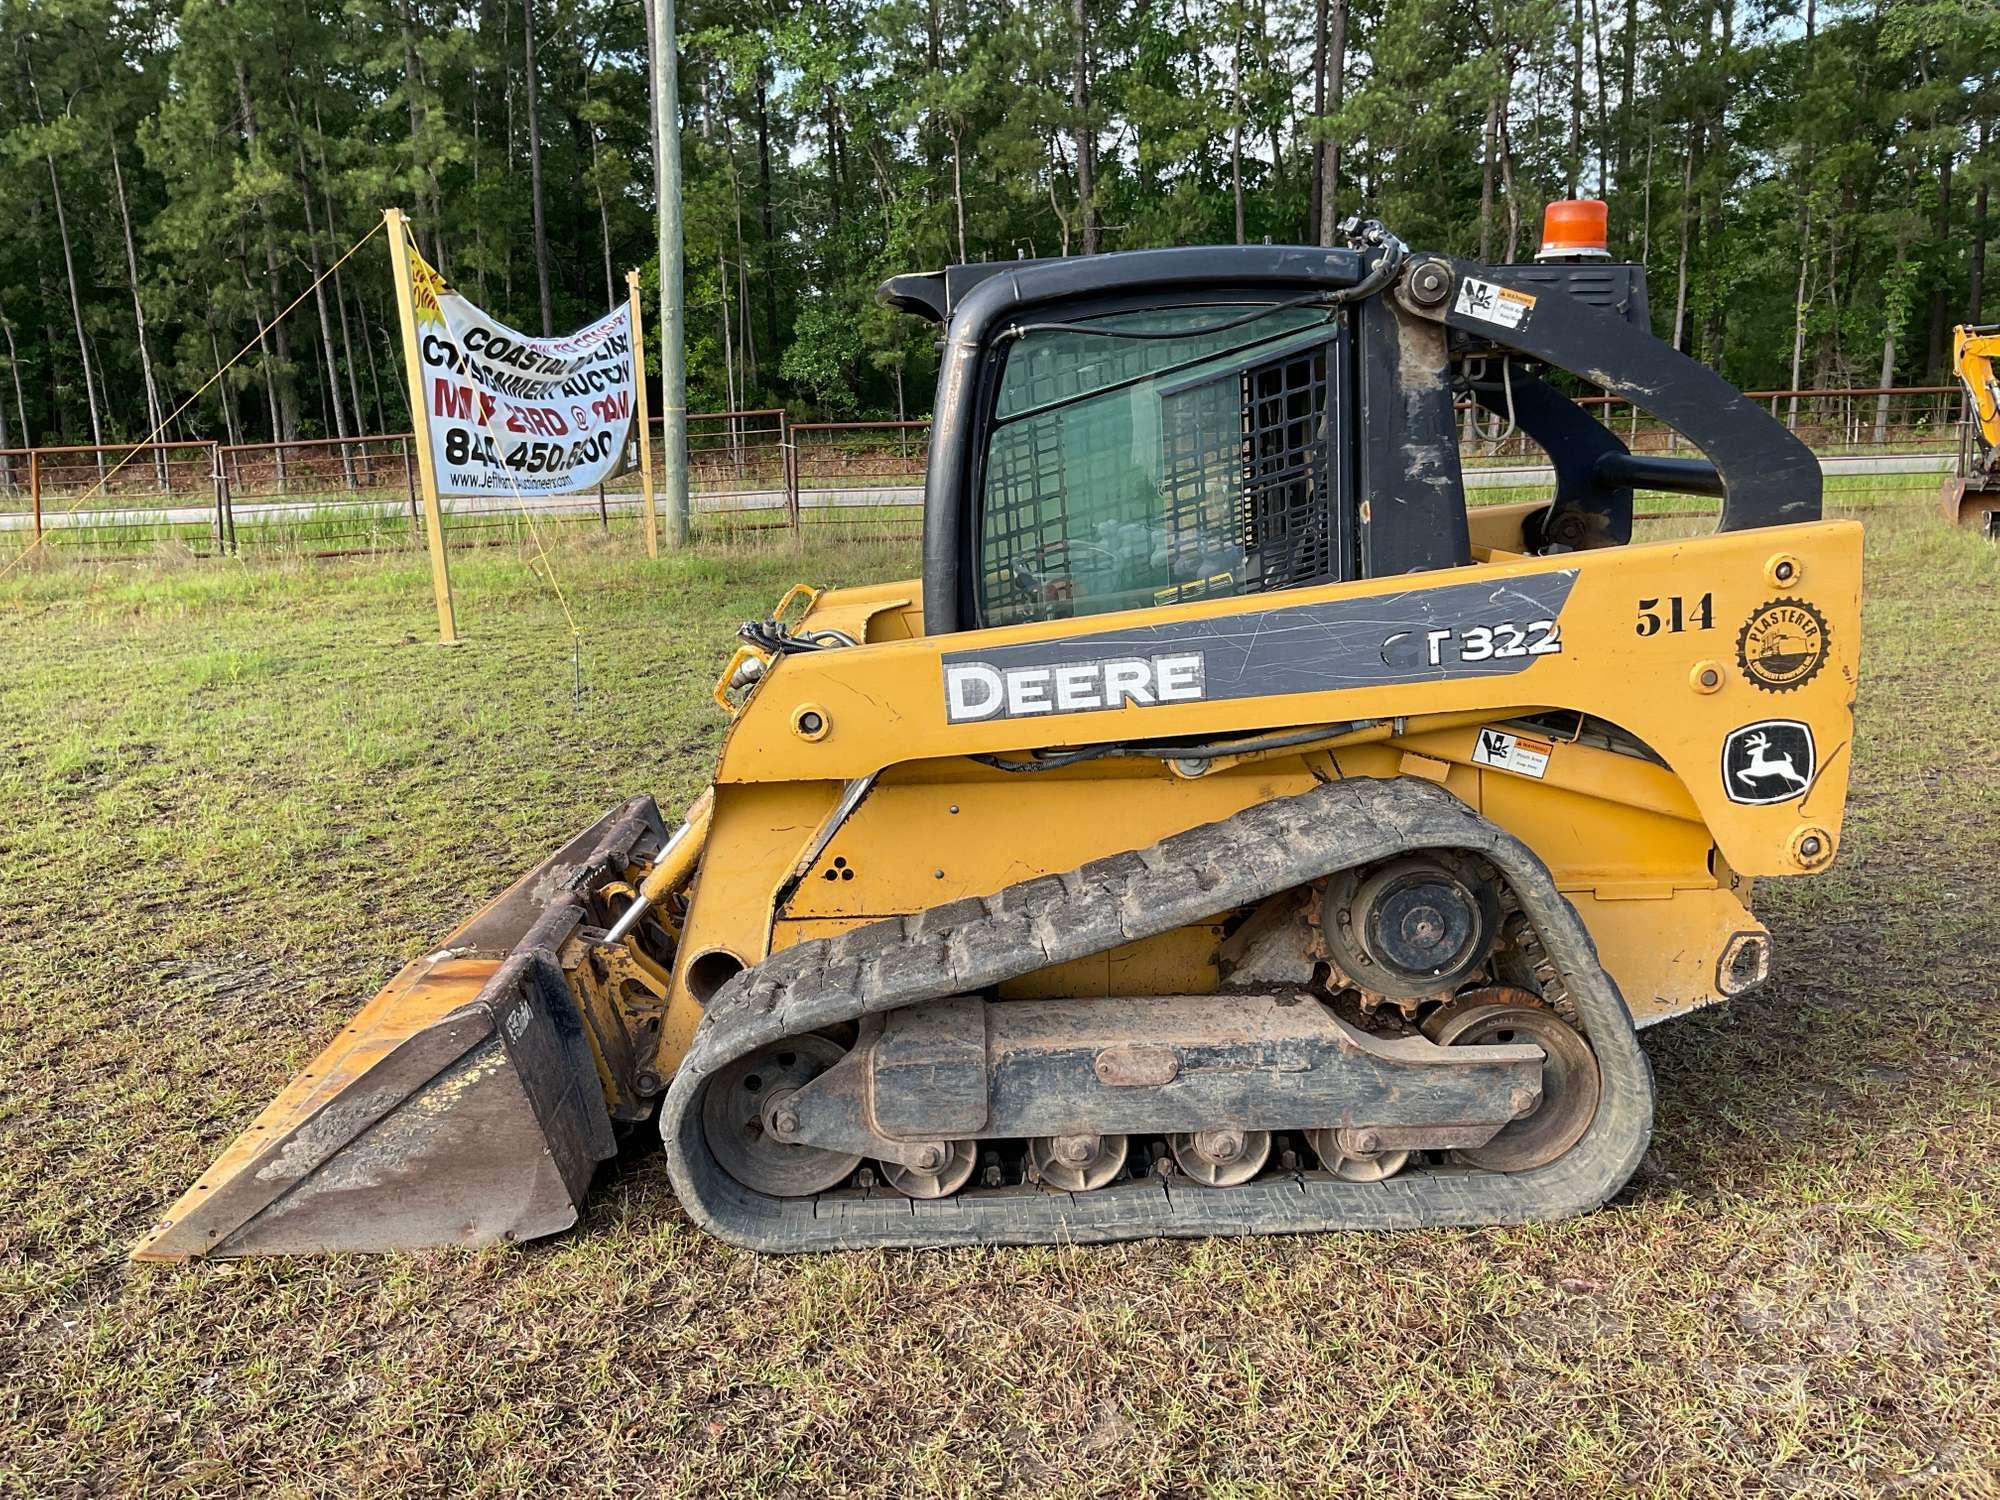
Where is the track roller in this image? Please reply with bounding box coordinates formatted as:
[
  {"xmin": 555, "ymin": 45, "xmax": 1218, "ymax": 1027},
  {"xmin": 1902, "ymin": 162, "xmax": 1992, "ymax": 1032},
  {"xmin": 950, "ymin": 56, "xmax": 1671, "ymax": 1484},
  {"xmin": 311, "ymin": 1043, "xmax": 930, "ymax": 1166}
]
[
  {"xmin": 1170, "ymin": 1128, "xmax": 1272, "ymax": 1186},
  {"xmin": 1028, "ymin": 1134, "xmax": 1129, "ymax": 1192},
  {"xmin": 1306, "ymin": 1128, "xmax": 1412, "ymax": 1182},
  {"xmin": 878, "ymin": 1139, "xmax": 978, "ymax": 1198}
]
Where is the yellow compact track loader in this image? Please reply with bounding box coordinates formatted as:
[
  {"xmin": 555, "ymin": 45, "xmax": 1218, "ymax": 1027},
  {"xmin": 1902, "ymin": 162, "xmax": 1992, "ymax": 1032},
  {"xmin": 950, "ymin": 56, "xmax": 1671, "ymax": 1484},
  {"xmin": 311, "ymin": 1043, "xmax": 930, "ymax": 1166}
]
[
  {"xmin": 139, "ymin": 219, "xmax": 1861, "ymax": 1259},
  {"xmin": 1944, "ymin": 323, "xmax": 2000, "ymax": 537}
]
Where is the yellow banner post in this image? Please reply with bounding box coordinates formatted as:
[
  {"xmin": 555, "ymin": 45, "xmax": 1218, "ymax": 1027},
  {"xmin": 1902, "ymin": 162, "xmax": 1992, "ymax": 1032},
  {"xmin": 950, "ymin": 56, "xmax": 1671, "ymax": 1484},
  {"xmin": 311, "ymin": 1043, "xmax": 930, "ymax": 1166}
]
[
  {"xmin": 626, "ymin": 269, "xmax": 659, "ymax": 558},
  {"xmin": 383, "ymin": 206, "xmax": 459, "ymax": 644}
]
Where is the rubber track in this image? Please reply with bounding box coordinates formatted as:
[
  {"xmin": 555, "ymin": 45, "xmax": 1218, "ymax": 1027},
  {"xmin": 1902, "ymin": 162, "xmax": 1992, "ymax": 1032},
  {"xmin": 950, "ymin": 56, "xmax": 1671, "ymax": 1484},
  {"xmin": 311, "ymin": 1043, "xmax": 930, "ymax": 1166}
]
[{"xmin": 660, "ymin": 776, "xmax": 1654, "ymax": 1251}]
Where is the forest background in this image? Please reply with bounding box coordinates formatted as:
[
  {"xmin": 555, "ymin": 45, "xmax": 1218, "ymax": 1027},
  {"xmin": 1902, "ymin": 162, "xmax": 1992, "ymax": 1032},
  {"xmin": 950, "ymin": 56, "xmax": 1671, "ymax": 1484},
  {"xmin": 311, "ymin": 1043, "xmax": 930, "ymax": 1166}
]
[{"xmin": 0, "ymin": 0, "xmax": 1993, "ymax": 455}]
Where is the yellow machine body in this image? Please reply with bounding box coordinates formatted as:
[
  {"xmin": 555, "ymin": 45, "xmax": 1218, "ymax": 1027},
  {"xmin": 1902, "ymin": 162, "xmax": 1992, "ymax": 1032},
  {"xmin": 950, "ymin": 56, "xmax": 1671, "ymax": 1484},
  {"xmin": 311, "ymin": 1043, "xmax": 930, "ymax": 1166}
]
[
  {"xmin": 672, "ymin": 508, "xmax": 1857, "ymax": 1044},
  {"xmin": 137, "ymin": 506, "xmax": 1859, "ymax": 1260},
  {"xmin": 1945, "ymin": 323, "xmax": 2000, "ymax": 531}
]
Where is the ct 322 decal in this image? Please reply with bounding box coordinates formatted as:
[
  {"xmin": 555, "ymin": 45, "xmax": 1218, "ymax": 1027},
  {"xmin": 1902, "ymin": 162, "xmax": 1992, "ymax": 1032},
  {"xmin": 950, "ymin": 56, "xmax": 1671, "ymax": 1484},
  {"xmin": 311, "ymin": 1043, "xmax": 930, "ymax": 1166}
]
[
  {"xmin": 1380, "ymin": 618, "xmax": 1561, "ymax": 670},
  {"xmin": 939, "ymin": 571, "xmax": 1577, "ymax": 724}
]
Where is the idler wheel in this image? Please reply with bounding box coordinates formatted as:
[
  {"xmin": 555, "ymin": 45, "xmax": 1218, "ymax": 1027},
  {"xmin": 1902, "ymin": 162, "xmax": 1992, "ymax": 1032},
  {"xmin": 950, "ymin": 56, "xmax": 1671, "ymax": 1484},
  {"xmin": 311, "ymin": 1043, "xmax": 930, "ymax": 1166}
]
[
  {"xmin": 703, "ymin": 1036, "xmax": 861, "ymax": 1196},
  {"xmin": 1424, "ymin": 988, "xmax": 1600, "ymax": 1172}
]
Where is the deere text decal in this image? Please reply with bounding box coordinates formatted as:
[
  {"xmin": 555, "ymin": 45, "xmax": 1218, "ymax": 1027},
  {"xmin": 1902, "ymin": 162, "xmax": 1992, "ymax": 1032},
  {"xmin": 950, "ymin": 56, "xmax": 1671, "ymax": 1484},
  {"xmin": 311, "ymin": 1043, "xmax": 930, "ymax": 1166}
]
[{"xmin": 940, "ymin": 572, "xmax": 1577, "ymax": 723}]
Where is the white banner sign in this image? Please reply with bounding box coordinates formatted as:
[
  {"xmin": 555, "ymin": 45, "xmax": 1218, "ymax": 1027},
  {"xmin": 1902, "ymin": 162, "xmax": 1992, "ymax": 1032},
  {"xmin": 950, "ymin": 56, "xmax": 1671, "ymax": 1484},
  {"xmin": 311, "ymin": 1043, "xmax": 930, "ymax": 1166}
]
[{"xmin": 409, "ymin": 248, "xmax": 639, "ymax": 497}]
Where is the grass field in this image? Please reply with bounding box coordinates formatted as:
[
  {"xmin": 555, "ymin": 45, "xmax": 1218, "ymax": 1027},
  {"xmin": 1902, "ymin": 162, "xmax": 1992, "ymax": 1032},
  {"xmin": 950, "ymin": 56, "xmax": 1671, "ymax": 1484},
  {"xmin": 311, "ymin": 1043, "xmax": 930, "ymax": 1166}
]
[{"xmin": 3, "ymin": 496, "xmax": 1998, "ymax": 1496}]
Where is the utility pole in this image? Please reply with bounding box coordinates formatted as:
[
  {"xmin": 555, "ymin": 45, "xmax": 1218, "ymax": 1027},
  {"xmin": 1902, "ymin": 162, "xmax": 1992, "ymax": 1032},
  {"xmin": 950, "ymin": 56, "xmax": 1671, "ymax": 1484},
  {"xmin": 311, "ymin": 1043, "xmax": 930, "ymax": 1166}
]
[{"xmin": 652, "ymin": 0, "xmax": 690, "ymax": 549}]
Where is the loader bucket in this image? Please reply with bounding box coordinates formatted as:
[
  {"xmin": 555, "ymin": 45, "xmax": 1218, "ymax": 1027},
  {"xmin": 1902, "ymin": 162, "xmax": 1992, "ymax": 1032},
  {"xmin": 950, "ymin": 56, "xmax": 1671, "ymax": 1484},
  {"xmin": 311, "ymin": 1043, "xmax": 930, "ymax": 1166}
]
[
  {"xmin": 133, "ymin": 797, "xmax": 669, "ymax": 1261},
  {"xmin": 1942, "ymin": 473, "xmax": 2000, "ymax": 537}
]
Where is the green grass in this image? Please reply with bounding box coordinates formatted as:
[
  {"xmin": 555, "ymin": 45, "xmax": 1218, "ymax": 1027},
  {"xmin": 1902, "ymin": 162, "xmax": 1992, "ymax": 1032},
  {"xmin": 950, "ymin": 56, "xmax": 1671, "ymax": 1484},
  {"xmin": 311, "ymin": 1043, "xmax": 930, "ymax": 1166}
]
[{"xmin": 2, "ymin": 500, "xmax": 1997, "ymax": 1496}]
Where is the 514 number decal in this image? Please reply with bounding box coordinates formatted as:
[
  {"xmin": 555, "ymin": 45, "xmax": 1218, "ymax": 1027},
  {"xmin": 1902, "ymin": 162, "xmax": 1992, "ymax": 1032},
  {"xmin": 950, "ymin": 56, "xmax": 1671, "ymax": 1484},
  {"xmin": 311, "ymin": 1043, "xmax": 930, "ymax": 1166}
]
[{"xmin": 1636, "ymin": 593, "xmax": 1714, "ymax": 636}]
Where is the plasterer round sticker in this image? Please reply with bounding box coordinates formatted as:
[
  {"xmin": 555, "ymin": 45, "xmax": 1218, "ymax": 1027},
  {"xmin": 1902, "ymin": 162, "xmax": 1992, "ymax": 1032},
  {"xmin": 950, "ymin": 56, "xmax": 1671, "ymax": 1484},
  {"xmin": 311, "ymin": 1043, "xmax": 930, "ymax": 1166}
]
[{"xmin": 1736, "ymin": 598, "xmax": 1829, "ymax": 693}]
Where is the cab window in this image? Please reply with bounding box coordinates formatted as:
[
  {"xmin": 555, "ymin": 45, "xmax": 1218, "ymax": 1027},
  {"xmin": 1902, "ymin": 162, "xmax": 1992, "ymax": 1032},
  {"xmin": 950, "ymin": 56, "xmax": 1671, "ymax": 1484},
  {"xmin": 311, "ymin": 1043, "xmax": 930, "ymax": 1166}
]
[{"xmin": 976, "ymin": 303, "xmax": 1347, "ymax": 628}]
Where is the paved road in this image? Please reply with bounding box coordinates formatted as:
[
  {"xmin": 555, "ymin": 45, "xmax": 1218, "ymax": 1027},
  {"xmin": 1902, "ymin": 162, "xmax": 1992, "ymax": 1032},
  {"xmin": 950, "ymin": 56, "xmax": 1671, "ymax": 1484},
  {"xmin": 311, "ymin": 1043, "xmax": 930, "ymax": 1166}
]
[
  {"xmin": 1460, "ymin": 450, "xmax": 1953, "ymax": 489},
  {"xmin": 0, "ymin": 453, "xmax": 1954, "ymax": 532}
]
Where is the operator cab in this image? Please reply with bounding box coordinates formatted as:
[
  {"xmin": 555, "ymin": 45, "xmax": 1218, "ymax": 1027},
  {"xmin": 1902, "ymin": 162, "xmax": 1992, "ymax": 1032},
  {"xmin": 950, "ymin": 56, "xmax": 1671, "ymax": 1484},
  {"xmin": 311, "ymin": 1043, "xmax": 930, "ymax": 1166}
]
[{"xmin": 881, "ymin": 216, "xmax": 1816, "ymax": 638}]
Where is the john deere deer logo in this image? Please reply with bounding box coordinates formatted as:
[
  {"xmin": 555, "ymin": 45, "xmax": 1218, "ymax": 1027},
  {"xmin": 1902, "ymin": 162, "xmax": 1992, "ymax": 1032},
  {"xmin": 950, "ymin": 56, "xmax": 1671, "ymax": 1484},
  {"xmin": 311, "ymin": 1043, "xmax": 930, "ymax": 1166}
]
[{"xmin": 1722, "ymin": 720, "xmax": 1816, "ymax": 806}]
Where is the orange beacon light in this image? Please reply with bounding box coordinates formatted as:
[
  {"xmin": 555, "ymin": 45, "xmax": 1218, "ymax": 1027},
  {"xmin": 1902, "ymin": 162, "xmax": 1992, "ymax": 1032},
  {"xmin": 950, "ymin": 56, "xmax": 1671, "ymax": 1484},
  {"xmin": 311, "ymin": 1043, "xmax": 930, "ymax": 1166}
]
[{"xmin": 1536, "ymin": 199, "xmax": 1611, "ymax": 261}]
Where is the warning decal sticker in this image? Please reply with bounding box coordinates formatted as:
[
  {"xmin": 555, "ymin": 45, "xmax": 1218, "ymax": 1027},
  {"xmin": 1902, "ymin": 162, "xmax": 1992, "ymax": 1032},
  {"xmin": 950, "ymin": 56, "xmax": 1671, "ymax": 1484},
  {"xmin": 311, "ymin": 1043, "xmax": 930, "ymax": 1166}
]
[
  {"xmin": 1471, "ymin": 726, "xmax": 1553, "ymax": 779},
  {"xmin": 1454, "ymin": 277, "xmax": 1538, "ymax": 330}
]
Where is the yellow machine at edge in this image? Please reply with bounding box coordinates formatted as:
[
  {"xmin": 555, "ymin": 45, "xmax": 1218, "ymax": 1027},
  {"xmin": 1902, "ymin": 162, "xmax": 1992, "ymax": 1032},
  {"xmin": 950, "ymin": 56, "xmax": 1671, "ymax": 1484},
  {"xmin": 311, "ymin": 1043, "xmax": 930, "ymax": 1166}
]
[
  {"xmin": 138, "ymin": 210, "xmax": 1862, "ymax": 1259},
  {"xmin": 1944, "ymin": 322, "xmax": 2000, "ymax": 535}
]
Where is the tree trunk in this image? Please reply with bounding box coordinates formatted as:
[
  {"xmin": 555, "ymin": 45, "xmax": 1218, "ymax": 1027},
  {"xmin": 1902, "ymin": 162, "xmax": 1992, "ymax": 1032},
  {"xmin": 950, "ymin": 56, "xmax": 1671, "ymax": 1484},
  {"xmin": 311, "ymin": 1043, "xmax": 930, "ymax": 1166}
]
[
  {"xmin": 757, "ymin": 66, "xmax": 778, "ymax": 357},
  {"xmin": 1480, "ymin": 96, "xmax": 1498, "ymax": 264},
  {"xmin": 2, "ymin": 312, "xmax": 23, "ymax": 450},
  {"xmin": 1698, "ymin": 0, "xmax": 1736, "ymax": 364},
  {"xmin": 358, "ymin": 300, "xmax": 387, "ymax": 431},
  {"xmin": 1498, "ymin": 102, "xmax": 1521, "ymax": 263},
  {"xmin": 641, "ymin": 0, "xmax": 662, "ymax": 201},
  {"xmin": 471, "ymin": 51, "xmax": 487, "ymax": 303},
  {"xmin": 0, "ymin": 315, "xmax": 13, "ymax": 487},
  {"xmin": 1873, "ymin": 315, "xmax": 1897, "ymax": 446},
  {"xmin": 1926, "ymin": 149, "xmax": 1953, "ymax": 377},
  {"xmin": 311, "ymin": 102, "xmax": 371, "ymax": 449},
  {"xmin": 28, "ymin": 65, "xmax": 105, "ymax": 463},
  {"xmin": 739, "ymin": 251, "xmax": 755, "ymax": 388},
  {"xmin": 1047, "ymin": 136, "xmax": 1074, "ymax": 254},
  {"xmin": 951, "ymin": 126, "xmax": 969, "ymax": 262},
  {"xmin": 1618, "ymin": 0, "xmax": 1637, "ymax": 249},
  {"xmin": 524, "ymin": 0, "xmax": 553, "ymax": 334},
  {"xmin": 922, "ymin": 0, "xmax": 943, "ymax": 208},
  {"xmin": 719, "ymin": 246, "xmax": 737, "ymax": 437},
  {"xmin": 586, "ymin": 72, "xmax": 616, "ymax": 309},
  {"xmin": 1317, "ymin": 0, "xmax": 1348, "ymax": 245},
  {"xmin": 108, "ymin": 136, "xmax": 167, "ymax": 482},
  {"xmin": 1588, "ymin": 0, "xmax": 1609, "ymax": 196},
  {"xmin": 1873, "ymin": 236, "xmax": 1907, "ymax": 445},
  {"xmin": 1640, "ymin": 121, "xmax": 1655, "ymax": 266},
  {"xmin": 824, "ymin": 89, "xmax": 844, "ymax": 237},
  {"xmin": 1672, "ymin": 120, "xmax": 1698, "ymax": 352},
  {"xmin": 400, "ymin": 4, "xmax": 439, "ymax": 264},
  {"xmin": 1258, "ymin": 0, "xmax": 1282, "ymax": 204},
  {"xmin": 1310, "ymin": 0, "xmax": 1326, "ymax": 237},
  {"xmin": 1972, "ymin": 177, "xmax": 1989, "ymax": 323},
  {"xmin": 210, "ymin": 328, "xmax": 242, "ymax": 449},
  {"xmin": 1785, "ymin": 1, "xmax": 1816, "ymax": 427},
  {"xmin": 1230, "ymin": 35, "xmax": 1245, "ymax": 244},
  {"xmin": 1568, "ymin": 0, "xmax": 1585, "ymax": 196},
  {"xmin": 725, "ymin": 152, "xmax": 756, "ymax": 387},
  {"xmin": 4, "ymin": 313, "xmax": 27, "ymax": 452},
  {"xmin": 1072, "ymin": 0, "xmax": 1098, "ymax": 254},
  {"xmin": 292, "ymin": 135, "xmax": 356, "ymax": 488},
  {"xmin": 1787, "ymin": 207, "xmax": 1810, "ymax": 430},
  {"xmin": 243, "ymin": 263, "xmax": 287, "ymax": 481},
  {"xmin": 231, "ymin": 61, "xmax": 299, "ymax": 442}
]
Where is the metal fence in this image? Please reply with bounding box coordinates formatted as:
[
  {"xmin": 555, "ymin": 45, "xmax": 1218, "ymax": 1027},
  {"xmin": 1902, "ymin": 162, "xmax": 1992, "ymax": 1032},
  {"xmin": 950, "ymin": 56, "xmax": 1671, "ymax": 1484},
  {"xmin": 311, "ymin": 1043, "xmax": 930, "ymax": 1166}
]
[
  {"xmin": 0, "ymin": 384, "xmax": 1973, "ymax": 559},
  {"xmin": 0, "ymin": 441, "xmax": 225, "ymax": 551}
]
